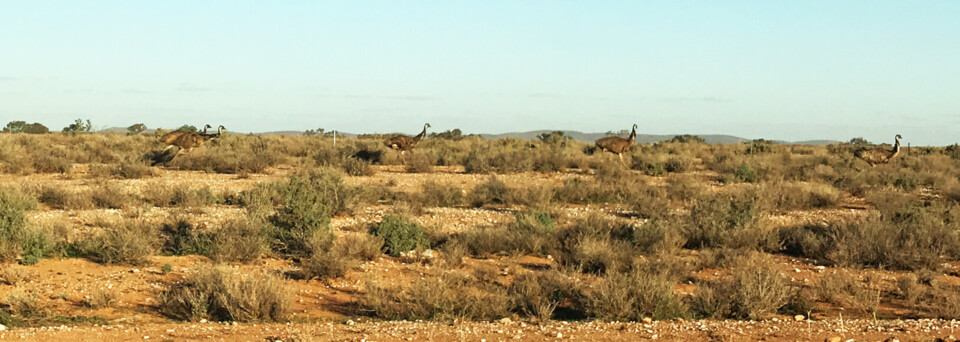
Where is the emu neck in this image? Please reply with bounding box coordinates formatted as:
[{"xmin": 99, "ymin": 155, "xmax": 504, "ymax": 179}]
[
  {"xmin": 415, "ymin": 127, "xmax": 427, "ymax": 142},
  {"xmin": 628, "ymin": 127, "xmax": 637, "ymax": 143},
  {"xmin": 893, "ymin": 139, "xmax": 900, "ymax": 154}
]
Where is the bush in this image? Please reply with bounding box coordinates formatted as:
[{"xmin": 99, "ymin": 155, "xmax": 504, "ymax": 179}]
[
  {"xmin": 509, "ymin": 270, "xmax": 584, "ymax": 321},
  {"xmin": 405, "ymin": 153, "xmax": 434, "ymax": 173},
  {"xmin": 466, "ymin": 176, "xmax": 518, "ymax": 207},
  {"xmin": 361, "ymin": 271, "xmax": 509, "ymax": 321},
  {"xmin": 341, "ymin": 157, "xmax": 375, "ymax": 176},
  {"xmin": 0, "ymin": 188, "xmax": 49, "ymax": 263},
  {"xmin": 693, "ymin": 254, "xmax": 796, "ymax": 319},
  {"xmin": 208, "ymin": 218, "xmax": 269, "ymax": 263},
  {"xmin": 456, "ymin": 210, "xmax": 557, "ymax": 257},
  {"xmin": 90, "ymin": 183, "xmax": 133, "ymax": 209},
  {"xmin": 734, "ymin": 162, "xmax": 758, "ymax": 183},
  {"xmin": 764, "ymin": 181, "xmax": 840, "ymax": 211},
  {"xmin": 683, "ymin": 189, "xmax": 775, "ymax": 251},
  {"xmin": 556, "ymin": 215, "xmax": 637, "ymax": 274},
  {"xmin": 270, "ymin": 169, "xmax": 345, "ymax": 257},
  {"xmin": 159, "ymin": 266, "xmax": 291, "ymax": 322},
  {"xmin": 86, "ymin": 222, "xmax": 161, "ymax": 266},
  {"xmin": 38, "ymin": 186, "xmax": 94, "ymax": 210},
  {"xmin": 585, "ymin": 270, "xmax": 686, "ymax": 321},
  {"xmin": 372, "ymin": 216, "xmax": 428, "ymax": 257},
  {"xmin": 782, "ymin": 201, "xmax": 960, "ymax": 271},
  {"xmin": 161, "ymin": 218, "xmax": 213, "ymax": 257},
  {"xmin": 419, "ymin": 181, "xmax": 462, "ymax": 207}
]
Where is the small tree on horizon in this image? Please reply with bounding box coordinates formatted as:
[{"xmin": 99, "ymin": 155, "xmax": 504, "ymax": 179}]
[
  {"xmin": 62, "ymin": 119, "xmax": 93, "ymax": 134},
  {"xmin": 127, "ymin": 123, "xmax": 147, "ymax": 135}
]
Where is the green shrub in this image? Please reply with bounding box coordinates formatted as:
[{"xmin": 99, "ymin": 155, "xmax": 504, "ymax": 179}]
[
  {"xmin": 270, "ymin": 169, "xmax": 345, "ymax": 257},
  {"xmin": 0, "ymin": 188, "xmax": 49, "ymax": 263},
  {"xmin": 372, "ymin": 216, "xmax": 428, "ymax": 257},
  {"xmin": 161, "ymin": 219, "xmax": 213, "ymax": 256},
  {"xmin": 734, "ymin": 162, "xmax": 758, "ymax": 183}
]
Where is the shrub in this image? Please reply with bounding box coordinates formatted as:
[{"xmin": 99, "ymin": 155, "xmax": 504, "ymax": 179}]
[
  {"xmin": 90, "ymin": 183, "xmax": 132, "ymax": 209},
  {"xmin": 83, "ymin": 288, "xmax": 117, "ymax": 309},
  {"xmin": 372, "ymin": 216, "xmax": 428, "ymax": 257},
  {"xmin": 683, "ymin": 190, "xmax": 775, "ymax": 251},
  {"xmin": 693, "ymin": 254, "xmax": 796, "ymax": 320},
  {"xmin": 783, "ymin": 201, "xmax": 960, "ymax": 271},
  {"xmin": 728, "ymin": 254, "xmax": 795, "ymax": 319},
  {"xmin": 556, "ymin": 215, "xmax": 637, "ymax": 274},
  {"xmin": 585, "ymin": 270, "xmax": 687, "ymax": 321},
  {"xmin": 764, "ymin": 181, "xmax": 840, "ymax": 211},
  {"xmin": 159, "ymin": 266, "xmax": 291, "ymax": 322},
  {"xmin": 509, "ymin": 270, "xmax": 584, "ymax": 321},
  {"xmin": 208, "ymin": 218, "xmax": 269, "ymax": 263},
  {"xmin": 341, "ymin": 157, "xmax": 375, "ymax": 176},
  {"xmin": 419, "ymin": 181, "xmax": 462, "ymax": 207},
  {"xmin": 0, "ymin": 188, "xmax": 49, "ymax": 263},
  {"xmin": 734, "ymin": 162, "xmax": 758, "ymax": 183},
  {"xmin": 0, "ymin": 265, "xmax": 32, "ymax": 286},
  {"xmin": 38, "ymin": 186, "xmax": 94, "ymax": 210},
  {"xmin": 457, "ymin": 210, "xmax": 557, "ymax": 257},
  {"xmin": 466, "ymin": 176, "xmax": 518, "ymax": 207},
  {"xmin": 301, "ymin": 247, "xmax": 357, "ymax": 280},
  {"xmin": 361, "ymin": 271, "xmax": 509, "ymax": 321},
  {"xmin": 270, "ymin": 169, "xmax": 345, "ymax": 257},
  {"xmin": 405, "ymin": 153, "xmax": 434, "ymax": 173},
  {"xmin": 334, "ymin": 234, "xmax": 383, "ymax": 261},
  {"xmin": 161, "ymin": 218, "xmax": 213, "ymax": 257},
  {"xmin": 86, "ymin": 222, "xmax": 161, "ymax": 266},
  {"xmin": 814, "ymin": 269, "xmax": 881, "ymax": 317}
]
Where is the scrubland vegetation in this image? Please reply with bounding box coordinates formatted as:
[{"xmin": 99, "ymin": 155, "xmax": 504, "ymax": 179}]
[{"xmin": 2, "ymin": 131, "xmax": 960, "ymax": 328}]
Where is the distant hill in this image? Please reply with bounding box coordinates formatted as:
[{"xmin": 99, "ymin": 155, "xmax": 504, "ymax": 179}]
[{"xmin": 98, "ymin": 127, "xmax": 838, "ymax": 145}]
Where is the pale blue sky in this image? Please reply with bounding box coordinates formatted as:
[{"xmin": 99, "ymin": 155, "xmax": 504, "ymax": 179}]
[{"xmin": 2, "ymin": 1, "xmax": 959, "ymax": 144}]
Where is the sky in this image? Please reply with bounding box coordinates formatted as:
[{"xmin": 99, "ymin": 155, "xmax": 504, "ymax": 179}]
[{"xmin": 1, "ymin": 1, "xmax": 959, "ymax": 145}]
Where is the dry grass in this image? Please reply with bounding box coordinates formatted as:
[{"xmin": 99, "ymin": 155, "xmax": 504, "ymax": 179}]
[
  {"xmin": 159, "ymin": 266, "xmax": 292, "ymax": 322},
  {"xmin": 0, "ymin": 265, "xmax": 32, "ymax": 285}
]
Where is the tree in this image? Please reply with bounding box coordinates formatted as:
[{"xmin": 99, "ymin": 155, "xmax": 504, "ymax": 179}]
[
  {"xmin": 537, "ymin": 131, "xmax": 568, "ymax": 145},
  {"xmin": 176, "ymin": 125, "xmax": 198, "ymax": 133},
  {"xmin": 848, "ymin": 137, "xmax": 870, "ymax": 145},
  {"xmin": 668, "ymin": 134, "xmax": 705, "ymax": 144},
  {"xmin": 127, "ymin": 123, "xmax": 147, "ymax": 135},
  {"xmin": 3, "ymin": 121, "xmax": 27, "ymax": 133},
  {"xmin": 24, "ymin": 123, "xmax": 49, "ymax": 134},
  {"xmin": 62, "ymin": 119, "xmax": 92, "ymax": 134},
  {"xmin": 304, "ymin": 128, "xmax": 326, "ymax": 136},
  {"xmin": 430, "ymin": 128, "xmax": 464, "ymax": 140}
]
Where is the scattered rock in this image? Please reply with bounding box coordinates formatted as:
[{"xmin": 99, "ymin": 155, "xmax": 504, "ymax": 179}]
[
  {"xmin": 642, "ymin": 317, "xmax": 653, "ymax": 324},
  {"xmin": 825, "ymin": 337, "xmax": 841, "ymax": 342},
  {"xmin": 499, "ymin": 318, "xmax": 512, "ymax": 324},
  {"xmin": 794, "ymin": 315, "xmax": 805, "ymax": 321}
]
